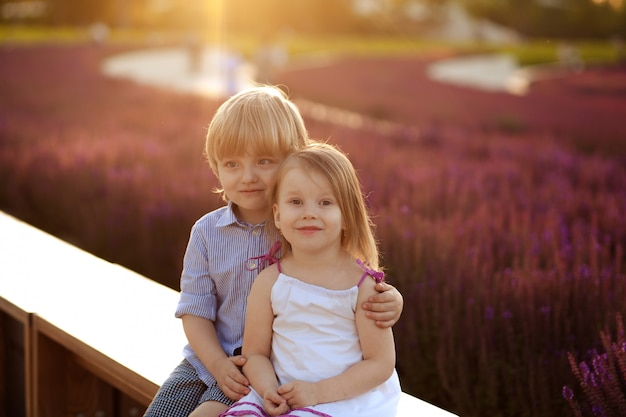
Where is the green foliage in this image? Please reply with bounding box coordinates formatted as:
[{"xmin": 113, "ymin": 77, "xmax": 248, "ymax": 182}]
[
  {"xmin": 491, "ymin": 113, "xmax": 527, "ymax": 134},
  {"xmin": 465, "ymin": 0, "xmax": 626, "ymax": 38},
  {"xmin": 0, "ymin": 24, "xmax": 89, "ymax": 44}
]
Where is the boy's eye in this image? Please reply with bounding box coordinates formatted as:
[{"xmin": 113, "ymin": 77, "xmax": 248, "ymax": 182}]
[
  {"xmin": 259, "ymin": 158, "xmax": 273, "ymax": 165},
  {"xmin": 289, "ymin": 198, "xmax": 302, "ymax": 205},
  {"xmin": 224, "ymin": 161, "xmax": 238, "ymax": 168}
]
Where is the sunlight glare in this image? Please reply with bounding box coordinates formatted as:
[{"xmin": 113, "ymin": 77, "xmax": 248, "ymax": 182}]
[
  {"xmin": 591, "ymin": 0, "xmax": 624, "ymax": 8},
  {"xmin": 208, "ymin": 0, "xmax": 224, "ymax": 46}
]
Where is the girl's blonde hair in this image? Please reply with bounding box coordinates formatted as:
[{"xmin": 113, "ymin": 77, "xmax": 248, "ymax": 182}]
[
  {"xmin": 205, "ymin": 86, "xmax": 310, "ymax": 199},
  {"xmin": 273, "ymin": 141, "xmax": 380, "ymax": 269}
]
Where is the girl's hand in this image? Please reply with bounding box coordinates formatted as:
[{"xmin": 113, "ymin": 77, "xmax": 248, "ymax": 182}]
[
  {"xmin": 213, "ymin": 355, "xmax": 250, "ymax": 400},
  {"xmin": 277, "ymin": 380, "xmax": 318, "ymax": 409},
  {"xmin": 361, "ymin": 282, "xmax": 403, "ymax": 328},
  {"xmin": 263, "ymin": 390, "xmax": 289, "ymax": 416}
]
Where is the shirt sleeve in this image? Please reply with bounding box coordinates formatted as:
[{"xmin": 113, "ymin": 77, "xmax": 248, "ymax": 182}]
[{"xmin": 175, "ymin": 223, "xmax": 217, "ymax": 321}]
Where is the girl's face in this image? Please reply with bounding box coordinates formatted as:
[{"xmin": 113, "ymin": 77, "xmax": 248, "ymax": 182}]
[
  {"xmin": 273, "ymin": 165, "xmax": 344, "ymax": 254},
  {"xmin": 217, "ymin": 153, "xmax": 283, "ymax": 224}
]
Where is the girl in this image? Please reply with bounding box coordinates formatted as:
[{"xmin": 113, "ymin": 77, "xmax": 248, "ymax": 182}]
[{"xmin": 221, "ymin": 142, "xmax": 401, "ymax": 417}]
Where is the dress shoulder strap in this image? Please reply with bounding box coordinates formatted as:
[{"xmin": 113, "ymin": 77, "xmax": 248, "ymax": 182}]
[
  {"xmin": 245, "ymin": 240, "xmax": 282, "ymax": 272},
  {"xmin": 356, "ymin": 259, "xmax": 385, "ymax": 287}
]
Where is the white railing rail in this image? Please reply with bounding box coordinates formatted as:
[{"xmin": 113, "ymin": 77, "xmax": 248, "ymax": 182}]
[{"xmin": 0, "ymin": 211, "xmax": 457, "ymax": 417}]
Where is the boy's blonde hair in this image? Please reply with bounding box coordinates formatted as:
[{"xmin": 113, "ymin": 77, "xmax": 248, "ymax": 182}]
[
  {"xmin": 205, "ymin": 85, "xmax": 309, "ymax": 177},
  {"xmin": 273, "ymin": 142, "xmax": 380, "ymax": 269}
]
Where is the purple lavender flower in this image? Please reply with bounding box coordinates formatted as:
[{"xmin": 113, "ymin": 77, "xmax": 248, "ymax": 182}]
[
  {"xmin": 579, "ymin": 264, "xmax": 591, "ymax": 279},
  {"xmin": 485, "ymin": 306, "xmax": 494, "ymax": 320},
  {"xmin": 591, "ymin": 404, "xmax": 606, "ymax": 417},
  {"xmin": 580, "ymin": 362, "xmax": 592, "ymax": 385},
  {"xmin": 562, "ymin": 385, "xmax": 574, "ymax": 401},
  {"xmin": 591, "ymin": 354, "xmax": 610, "ymax": 382}
]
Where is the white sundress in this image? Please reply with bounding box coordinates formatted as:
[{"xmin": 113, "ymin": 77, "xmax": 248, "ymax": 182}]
[{"xmin": 220, "ymin": 265, "xmax": 401, "ymax": 417}]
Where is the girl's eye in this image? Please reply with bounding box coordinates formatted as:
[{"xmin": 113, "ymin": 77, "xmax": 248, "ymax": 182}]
[
  {"xmin": 224, "ymin": 161, "xmax": 238, "ymax": 168},
  {"xmin": 259, "ymin": 158, "xmax": 272, "ymax": 165},
  {"xmin": 289, "ymin": 198, "xmax": 302, "ymax": 205},
  {"xmin": 321, "ymin": 200, "xmax": 333, "ymax": 206}
]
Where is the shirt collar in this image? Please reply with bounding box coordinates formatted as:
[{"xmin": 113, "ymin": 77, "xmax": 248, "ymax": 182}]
[{"xmin": 216, "ymin": 201, "xmax": 268, "ymax": 229}]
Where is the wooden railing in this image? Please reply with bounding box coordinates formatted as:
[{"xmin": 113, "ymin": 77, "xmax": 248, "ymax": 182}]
[{"xmin": 0, "ymin": 211, "xmax": 457, "ymax": 417}]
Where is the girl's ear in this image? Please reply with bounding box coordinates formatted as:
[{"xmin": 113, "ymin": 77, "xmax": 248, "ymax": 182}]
[{"xmin": 273, "ymin": 203, "xmax": 280, "ymax": 229}]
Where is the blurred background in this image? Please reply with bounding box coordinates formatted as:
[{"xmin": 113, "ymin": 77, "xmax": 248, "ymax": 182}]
[
  {"xmin": 1, "ymin": 1, "xmax": 625, "ymax": 416},
  {"xmin": 1, "ymin": 0, "xmax": 625, "ymax": 39}
]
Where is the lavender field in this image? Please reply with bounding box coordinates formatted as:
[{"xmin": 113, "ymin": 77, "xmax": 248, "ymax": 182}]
[{"xmin": 1, "ymin": 44, "xmax": 625, "ymax": 417}]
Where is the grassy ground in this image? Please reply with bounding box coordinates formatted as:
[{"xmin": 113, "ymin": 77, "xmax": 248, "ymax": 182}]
[{"xmin": 1, "ymin": 24, "xmax": 622, "ymax": 64}]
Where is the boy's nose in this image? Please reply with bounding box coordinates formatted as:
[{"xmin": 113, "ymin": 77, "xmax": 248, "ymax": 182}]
[{"xmin": 242, "ymin": 166, "xmax": 258, "ymax": 182}]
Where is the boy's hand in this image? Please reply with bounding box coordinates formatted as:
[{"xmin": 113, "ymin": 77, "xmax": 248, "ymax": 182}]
[
  {"xmin": 361, "ymin": 282, "xmax": 403, "ymax": 328},
  {"xmin": 213, "ymin": 355, "xmax": 250, "ymax": 400},
  {"xmin": 263, "ymin": 390, "xmax": 289, "ymax": 416},
  {"xmin": 278, "ymin": 380, "xmax": 318, "ymax": 409}
]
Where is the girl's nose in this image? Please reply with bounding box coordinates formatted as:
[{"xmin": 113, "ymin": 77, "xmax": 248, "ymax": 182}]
[{"xmin": 302, "ymin": 203, "xmax": 318, "ymax": 219}]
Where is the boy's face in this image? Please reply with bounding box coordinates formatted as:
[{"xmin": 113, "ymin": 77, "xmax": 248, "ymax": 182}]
[{"xmin": 217, "ymin": 153, "xmax": 283, "ymax": 224}]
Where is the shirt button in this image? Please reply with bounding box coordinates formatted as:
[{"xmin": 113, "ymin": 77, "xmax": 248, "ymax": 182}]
[
  {"xmin": 248, "ymin": 260, "xmax": 257, "ymax": 270},
  {"xmin": 252, "ymin": 228, "xmax": 260, "ymax": 236}
]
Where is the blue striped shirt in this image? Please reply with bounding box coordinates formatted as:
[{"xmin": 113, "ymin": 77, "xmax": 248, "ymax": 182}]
[{"xmin": 175, "ymin": 202, "xmax": 280, "ymax": 385}]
